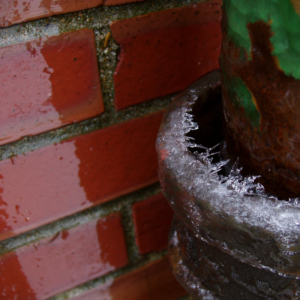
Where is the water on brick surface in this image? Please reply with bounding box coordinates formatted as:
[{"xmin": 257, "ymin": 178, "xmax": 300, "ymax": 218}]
[{"xmin": 156, "ymin": 71, "xmax": 300, "ymax": 276}]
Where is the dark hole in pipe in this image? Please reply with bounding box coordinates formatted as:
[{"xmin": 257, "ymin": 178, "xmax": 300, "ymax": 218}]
[
  {"xmin": 185, "ymin": 84, "xmax": 295, "ymax": 200},
  {"xmin": 185, "ymin": 84, "xmax": 226, "ymax": 172}
]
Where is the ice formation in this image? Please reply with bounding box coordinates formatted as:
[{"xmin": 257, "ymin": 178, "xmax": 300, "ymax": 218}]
[{"xmin": 156, "ymin": 71, "xmax": 300, "ymax": 277}]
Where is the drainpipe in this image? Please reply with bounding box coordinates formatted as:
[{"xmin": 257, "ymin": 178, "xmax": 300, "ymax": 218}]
[
  {"xmin": 221, "ymin": 0, "xmax": 300, "ymax": 199},
  {"xmin": 157, "ymin": 1, "xmax": 300, "ymax": 299}
]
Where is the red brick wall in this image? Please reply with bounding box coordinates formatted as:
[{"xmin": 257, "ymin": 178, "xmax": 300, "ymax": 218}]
[{"xmin": 0, "ymin": 0, "xmax": 221, "ymax": 299}]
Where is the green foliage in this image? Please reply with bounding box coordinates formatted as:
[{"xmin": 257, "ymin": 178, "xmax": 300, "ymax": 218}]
[{"xmin": 224, "ymin": 0, "xmax": 300, "ymax": 79}]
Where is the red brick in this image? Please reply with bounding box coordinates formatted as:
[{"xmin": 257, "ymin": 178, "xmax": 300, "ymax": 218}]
[
  {"xmin": 73, "ymin": 257, "xmax": 187, "ymax": 300},
  {"xmin": 0, "ymin": 0, "xmax": 103, "ymax": 27},
  {"xmin": 0, "ymin": 212, "xmax": 128, "ymax": 300},
  {"xmin": 104, "ymin": 0, "xmax": 144, "ymax": 5},
  {"xmin": 0, "ymin": 29, "xmax": 104, "ymax": 145},
  {"xmin": 0, "ymin": 111, "xmax": 163, "ymax": 241},
  {"xmin": 0, "ymin": 0, "xmax": 145, "ymax": 27},
  {"xmin": 110, "ymin": 1, "xmax": 222, "ymax": 110},
  {"xmin": 133, "ymin": 193, "xmax": 173, "ymax": 254}
]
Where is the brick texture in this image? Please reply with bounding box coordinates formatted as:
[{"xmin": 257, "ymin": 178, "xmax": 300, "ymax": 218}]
[
  {"xmin": 133, "ymin": 193, "xmax": 173, "ymax": 254},
  {"xmin": 111, "ymin": 1, "xmax": 222, "ymax": 110},
  {"xmin": 0, "ymin": 111, "xmax": 163, "ymax": 241},
  {"xmin": 0, "ymin": 0, "xmax": 145, "ymax": 27},
  {"xmin": 73, "ymin": 257, "xmax": 187, "ymax": 300},
  {"xmin": 0, "ymin": 212, "xmax": 128, "ymax": 300},
  {"xmin": 105, "ymin": 0, "xmax": 144, "ymax": 5},
  {"xmin": 0, "ymin": 1, "xmax": 216, "ymax": 299},
  {"xmin": 0, "ymin": 29, "xmax": 104, "ymax": 145}
]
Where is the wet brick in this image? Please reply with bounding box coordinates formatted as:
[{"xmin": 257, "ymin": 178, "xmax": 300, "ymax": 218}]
[
  {"xmin": 0, "ymin": 212, "xmax": 128, "ymax": 300},
  {"xmin": 0, "ymin": 0, "xmax": 144, "ymax": 27},
  {"xmin": 110, "ymin": 1, "xmax": 222, "ymax": 110},
  {"xmin": 72, "ymin": 257, "xmax": 187, "ymax": 300},
  {"xmin": 0, "ymin": 29, "xmax": 104, "ymax": 145},
  {"xmin": 0, "ymin": 111, "xmax": 163, "ymax": 241},
  {"xmin": 132, "ymin": 193, "xmax": 173, "ymax": 254}
]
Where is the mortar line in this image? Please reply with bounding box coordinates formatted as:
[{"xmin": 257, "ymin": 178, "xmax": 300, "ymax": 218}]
[
  {"xmin": 0, "ymin": 183, "xmax": 161, "ymax": 256},
  {"xmin": 47, "ymin": 249, "xmax": 168, "ymax": 300},
  {"xmin": 120, "ymin": 201, "xmax": 141, "ymax": 263},
  {"xmin": 177, "ymin": 295, "xmax": 193, "ymax": 300},
  {"xmin": 0, "ymin": 95, "xmax": 175, "ymax": 161},
  {"xmin": 0, "ymin": 0, "xmax": 205, "ymax": 161}
]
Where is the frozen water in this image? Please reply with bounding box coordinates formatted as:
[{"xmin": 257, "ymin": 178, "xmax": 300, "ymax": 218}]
[
  {"xmin": 169, "ymin": 221, "xmax": 220, "ymax": 300},
  {"xmin": 156, "ymin": 71, "xmax": 300, "ymax": 276}
]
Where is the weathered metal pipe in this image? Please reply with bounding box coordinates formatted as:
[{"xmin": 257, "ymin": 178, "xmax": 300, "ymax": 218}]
[
  {"xmin": 221, "ymin": 0, "xmax": 300, "ymax": 199},
  {"xmin": 157, "ymin": 70, "xmax": 300, "ymax": 299},
  {"xmin": 157, "ymin": 1, "xmax": 300, "ymax": 298}
]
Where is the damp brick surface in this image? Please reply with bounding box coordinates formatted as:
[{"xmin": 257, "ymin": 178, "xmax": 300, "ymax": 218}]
[
  {"xmin": 0, "ymin": 111, "xmax": 163, "ymax": 242},
  {"xmin": 0, "ymin": 0, "xmax": 145, "ymax": 27},
  {"xmin": 111, "ymin": 1, "xmax": 221, "ymax": 110},
  {"xmin": 0, "ymin": 0, "xmax": 221, "ymax": 299},
  {"xmin": 132, "ymin": 193, "xmax": 174, "ymax": 254},
  {"xmin": 70, "ymin": 257, "xmax": 187, "ymax": 300},
  {"xmin": 0, "ymin": 212, "xmax": 128, "ymax": 299},
  {"xmin": 0, "ymin": 28, "xmax": 104, "ymax": 145}
]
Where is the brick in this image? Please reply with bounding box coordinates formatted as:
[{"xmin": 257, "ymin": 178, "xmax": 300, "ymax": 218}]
[
  {"xmin": 0, "ymin": 212, "xmax": 128, "ymax": 300},
  {"xmin": 110, "ymin": 1, "xmax": 222, "ymax": 110},
  {"xmin": 0, "ymin": 29, "xmax": 104, "ymax": 146},
  {"xmin": 0, "ymin": 111, "xmax": 163, "ymax": 241},
  {"xmin": 0, "ymin": 0, "xmax": 145, "ymax": 27},
  {"xmin": 133, "ymin": 193, "xmax": 173, "ymax": 254},
  {"xmin": 73, "ymin": 257, "xmax": 187, "ymax": 300},
  {"xmin": 104, "ymin": 0, "xmax": 144, "ymax": 5}
]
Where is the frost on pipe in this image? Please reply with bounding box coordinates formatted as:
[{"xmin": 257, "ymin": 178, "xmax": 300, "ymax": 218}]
[
  {"xmin": 169, "ymin": 217, "xmax": 300, "ymax": 299},
  {"xmin": 156, "ymin": 70, "xmax": 300, "ymax": 297}
]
